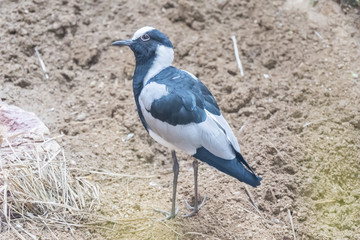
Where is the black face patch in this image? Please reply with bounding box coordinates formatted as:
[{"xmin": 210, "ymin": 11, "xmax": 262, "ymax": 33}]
[
  {"xmin": 130, "ymin": 29, "xmax": 173, "ymax": 61},
  {"xmin": 130, "ymin": 37, "xmax": 158, "ymax": 62}
]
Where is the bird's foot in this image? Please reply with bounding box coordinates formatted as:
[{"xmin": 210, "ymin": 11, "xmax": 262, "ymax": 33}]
[
  {"xmin": 153, "ymin": 207, "xmax": 179, "ymax": 221},
  {"xmin": 182, "ymin": 195, "xmax": 207, "ymax": 218}
]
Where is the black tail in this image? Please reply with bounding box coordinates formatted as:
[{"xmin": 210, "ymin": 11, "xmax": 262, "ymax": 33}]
[
  {"xmin": 235, "ymin": 151, "xmax": 258, "ymax": 177},
  {"xmin": 193, "ymin": 147, "xmax": 262, "ymax": 187}
]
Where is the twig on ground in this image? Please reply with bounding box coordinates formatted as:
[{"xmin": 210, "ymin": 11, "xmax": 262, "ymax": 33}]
[
  {"xmin": 259, "ymin": 134, "xmax": 291, "ymax": 161},
  {"xmin": 244, "ymin": 185, "xmax": 258, "ymax": 210},
  {"xmin": 15, "ymin": 224, "xmax": 37, "ymax": 240},
  {"xmin": 238, "ymin": 205, "xmax": 274, "ymax": 225},
  {"xmin": 42, "ymin": 221, "xmax": 60, "ymax": 240},
  {"xmin": 239, "ymin": 124, "xmax": 246, "ymax": 132},
  {"xmin": 2, "ymin": 172, "xmax": 9, "ymax": 224},
  {"xmin": 41, "ymin": 134, "xmax": 64, "ymax": 145},
  {"xmin": 69, "ymin": 117, "xmax": 112, "ymax": 125},
  {"xmin": 314, "ymin": 31, "xmax": 323, "ymax": 39},
  {"xmin": 243, "ymin": 185, "xmax": 269, "ymax": 224},
  {"xmin": 81, "ymin": 217, "xmax": 152, "ymax": 224},
  {"xmin": 34, "ymin": 47, "xmax": 49, "ymax": 79},
  {"xmin": 4, "ymin": 138, "xmax": 21, "ymax": 161},
  {"xmin": 288, "ymin": 209, "xmax": 297, "ymax": 240},
  {"xmin": 128, "ymin": 225, "xmax": 152, "ymax": 233},
  {"xmin": 314, "ymin": 199, "xmax": 336, "ymax": 205},
  {"xmin": 184, "ymin": 232, "xmax": 222, "ymax": 240},
  {"xmin": 158, "ymin": 220, "xmax": 183, "ymax": 237},
  {"xmin": 88, "ymin": 169, "xmax": 156, "ymax": 179},
  {"xmin": 9, "ymin": 224, "xmax": 27, "ymax": 240},
  {"xmin": 231, "ymin": 35, "xmax": 244, "ymax": 77},
  {"xmin": 238, "ymin": 205, "xmax": 260, "ymax": 218}
]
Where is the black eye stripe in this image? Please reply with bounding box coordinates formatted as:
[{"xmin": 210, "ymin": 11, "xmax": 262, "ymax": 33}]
[{"xmin": 141, "ymin": 33, "xmax": 150, "ymax": 41}]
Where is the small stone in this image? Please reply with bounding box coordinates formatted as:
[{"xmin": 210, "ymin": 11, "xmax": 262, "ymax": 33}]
[
  {"xmin": 217, "ymin": 0, "xmax": 229, "ymax": 9},
  {"xmin": 290, "ymin": 110, "xmax": 303, "ymax": 118},
  {"xmin": 76, "ymin": 112, "xmax": 87, "ymax": 121},
  {"xmin": 83, "ymin": 18, "xmax": 91, "ymax": 25},
  {"xmin": 284, "ymin": 165, "xmax": 296, "ymax": 175},
  {"xmin": 15, "ymin": 79, "xmax": 31, "ymax": 88},
  {"xmin": 122, "ymin": 133, "xmax": 134, "ymax": 142},
  {"xmin": 264, "ymin": 189, "xmax": 275, "ymax": 203},
  {"xmin": 144, "ymin": 152, "xmax": 155, "ymax": 163},
  {"xmin": 8, "ymin": 26, "xmax": 16, "ymax": 34},
  {"xmin": 61, "ymin": 70, "xmax": 74, "ymax": 82},
  {"xmin": 90, "ymin": 80, "xmax": 96, "ymax": 88},
  {"xmin": 149, "ymin": 181, "xmax": 157, "ymax": 186},
  {"xmin": 20, "ymin": 28, "xmax": 28, "ymax": 36},
  {"xmin": 163, "ymin": 1, "xmax": 175, "ymax": 9},
  {"xmin": 133, "ymin": 203, "xmax": 141, "ymax": 211},
  {"xmin": 292, "ymin": 70, "xmax": 304, "ymax": 79},
  {"xmin": 193, "ymin": 10, "xmax": 205, "ymax": 22},
  {"xmin": 226, "ymin": 62, "xmax": 238, "ymax": 76},
  {"xmin": 350, "ymin": 117, "xmax": 360, "ymax": 129},
  {"xmin": 239, "ymin": 106, "xmax": 256, "ymax": 116},
  {"xmin": 262, "ymin": 57, "xmax": 277, "ymax": 69}
]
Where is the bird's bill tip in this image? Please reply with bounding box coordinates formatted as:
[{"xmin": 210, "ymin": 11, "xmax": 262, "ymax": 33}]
[{"xmin": 111, "ymin": 39, "xmax": 133, "ymax": 47}]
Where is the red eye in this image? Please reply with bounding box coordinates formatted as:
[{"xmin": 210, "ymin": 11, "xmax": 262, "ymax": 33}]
[{"xmin": 141, "ymin": 33, "xmax": 150, "ymax": 41}]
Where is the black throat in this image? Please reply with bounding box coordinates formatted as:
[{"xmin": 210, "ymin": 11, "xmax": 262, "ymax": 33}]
[{"xmin": 132, "ymin": 55, "xmax": 156, "ymax": 131}]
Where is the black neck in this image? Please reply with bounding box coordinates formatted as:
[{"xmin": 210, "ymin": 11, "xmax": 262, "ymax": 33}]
[{"xmin": 132, "ymin": 56, "xmax": 156, "ymax": 131}]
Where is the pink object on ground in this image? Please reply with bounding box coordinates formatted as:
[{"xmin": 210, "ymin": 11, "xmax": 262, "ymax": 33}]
[{"xmin": 0, "ymin": 101, "xmax": 59, "ymax": 158}]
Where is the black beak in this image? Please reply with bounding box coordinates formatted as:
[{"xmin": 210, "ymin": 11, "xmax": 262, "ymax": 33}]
[{"xmin": 112, "ymin": 39, "xmax": 133, "ymax": 47}]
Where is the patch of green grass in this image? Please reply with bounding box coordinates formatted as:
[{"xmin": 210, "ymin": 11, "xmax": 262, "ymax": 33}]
[{"xmin": 340, "ymin": 0, "xmax": 360, "ymax": 7}]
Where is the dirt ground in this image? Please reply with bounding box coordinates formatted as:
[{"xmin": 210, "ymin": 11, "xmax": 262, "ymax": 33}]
[{"xmin": 1, "ymin": 0, "xmax": 359, "ymax": 239}]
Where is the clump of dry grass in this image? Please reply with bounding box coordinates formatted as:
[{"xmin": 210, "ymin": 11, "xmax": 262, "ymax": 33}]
[{"xmin": 0, "ymin": 136, "xmax": 100, "ymax": 238}]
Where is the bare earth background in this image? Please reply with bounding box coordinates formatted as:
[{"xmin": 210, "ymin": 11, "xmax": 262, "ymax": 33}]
[{"xmin": 1, "ymin": 0, "xmax": 359, "ymax": 239}]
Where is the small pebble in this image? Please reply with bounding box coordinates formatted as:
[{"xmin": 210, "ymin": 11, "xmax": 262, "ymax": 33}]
[
  {"xmin": 303, "ymin": 122, "xmax": 312, "ymax": 127},
  {"xmin": 76, "ymin": 112, "xmax": 87, "ymax": 121},
  {"xmin": 122, "ymin": 133, "xmax": 134, "ymax": 142},
  {"xmin": 90, "ymin": 81, "xmax": 96, "ymax": 88}
]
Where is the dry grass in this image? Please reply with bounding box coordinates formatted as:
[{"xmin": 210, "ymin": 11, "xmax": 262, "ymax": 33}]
[{"xmin": 0, "ymin": 136, "xmax": 100, "ymax": 238}]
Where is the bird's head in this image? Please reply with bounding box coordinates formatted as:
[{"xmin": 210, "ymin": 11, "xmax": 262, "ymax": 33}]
[{"xmin": 112, "ymin": 26, "xmax": 174, "ymax": 65}]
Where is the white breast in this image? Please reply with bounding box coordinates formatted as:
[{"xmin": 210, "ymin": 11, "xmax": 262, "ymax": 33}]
[{"xmin": 143, "ymin": 45, "xmax": 174, "ymax": 85}]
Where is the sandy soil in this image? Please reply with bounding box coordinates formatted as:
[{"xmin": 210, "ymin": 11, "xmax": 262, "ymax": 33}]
[{"xmin": 1, "ymin": 0, "xmax": 359, "ymax": 239}]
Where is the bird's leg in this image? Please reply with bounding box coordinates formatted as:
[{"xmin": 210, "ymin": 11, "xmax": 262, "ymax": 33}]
[
  {"xmin": 153, "ymin": 150, "xmax": 179, "ymax": 220},
  {"xmin": 183, "ymin": 159, "xmax": 207, "ymax": 217},
  {"xmin": 170, "ymin": 150, "xmax": 179, "ymax": 217}
]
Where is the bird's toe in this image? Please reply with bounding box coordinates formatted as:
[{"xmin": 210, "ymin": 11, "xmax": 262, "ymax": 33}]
[
  {"xmin": 153, "ymin": 207, "xmax": 179, "ymax": 221},
  {"xmin": 182, "ymin": 195, "xmax": 207, "ymax": 217}
]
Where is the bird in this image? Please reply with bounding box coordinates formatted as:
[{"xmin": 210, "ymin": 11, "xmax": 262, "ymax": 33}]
[{"xmin": 112, "ymin": 26, "xmax": 262, "ymax": 219}]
